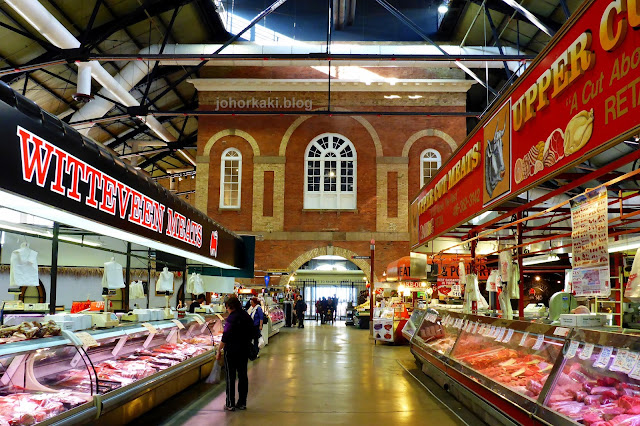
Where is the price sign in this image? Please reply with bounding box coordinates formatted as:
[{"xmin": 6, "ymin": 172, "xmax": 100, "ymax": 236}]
[
  {"xmin": 171, "ymin": 319, "xmax": 185, "ymax": 329},
  {"xmin": 472, "ymin": 322, "xmax": 479, "ymax": 334},
  {"xmin": 629, "ymin": 356, "xmax": 640, "ymax": 380},
  {"xmin": 495, "ymin": 327, "xmax": 506, "ymax": 342},
  {"xmin": 502, "ymin": 328, "xmax": 515, "ymax": 344},
  {"xmin": 611, "ymin": 349, "xmax": 629, "ymax": 372},
  {"xmin": 532, "ymin": 334, "xmax": 545, "ymax": 351},
  {"xmin": 455, "ymin": 319, "xmax": 463, "ymax": 329},
  {"xmin": 141, "ymin": 322, "xmax": 157, "ymax": 334},
  {"xmin": 579, "ymin": 343, "xmax": 595, "ymax": 360},
  {"xmin": 215, "ymin": 314, "xmax": 224, "ymax": 322},
  {"xmin": 594, "ymin": 346, "xmax": 613, "ymax": 369},
  {"xmin": 622, "ymin": 352, "xmax": 640, "ymax": 375},
  {"xmin": 477, "ymin": 324, "xmax": 485, "ymax": 335},
  {"xmin": 488, "ymin": 326, "xmax": 496, "ymax": 337},
  {"xmin": 519, "ymin": 332, "xmax": 530, "ymax": 347},
  {"xmin": 192, "ymin": 315, "xmax": 205, "ymax": 325},
  {"xmin": 462, "ymin": 319, "xmax": 468, "ymax": 330},
  {"xmin": 565, "ymin": 341, "xmax": 580, "ymax": 359},
  {"xmin": 74, "ymin": 331, "xmax": 98, "ymax": 348},
  {"xmin": 554, "ymin": 327, "xmax": 571, "ymax": 337}
]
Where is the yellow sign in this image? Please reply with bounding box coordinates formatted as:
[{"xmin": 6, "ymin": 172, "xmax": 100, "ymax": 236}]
[{"xmin": 267, "ymin": 269, "xmax": 289, "ymax": 273}]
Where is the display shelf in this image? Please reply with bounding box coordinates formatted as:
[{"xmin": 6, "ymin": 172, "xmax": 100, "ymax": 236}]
[
  {"xmin": 401, "ymin": 308, "xmax": 426, "ymax": 341},
  {"xmin": 411, "ymin": 310, "xmax": 465, "ymax": 360}
]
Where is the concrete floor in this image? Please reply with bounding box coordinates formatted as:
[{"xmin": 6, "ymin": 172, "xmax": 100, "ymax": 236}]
[{"xmin": 130, "ymin": 322, "xmax": 475, "ymax": 426}]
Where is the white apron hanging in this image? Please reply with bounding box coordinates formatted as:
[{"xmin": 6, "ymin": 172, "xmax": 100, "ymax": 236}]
[
  {"xmin": 102, "ymin": 258, "xmax": 125, "ymax": 289},
  {"xmin": 625, "ymin": 248, "xmax": 640, "ymax": 302},
  {"xmin": 156, "ymin": 267, "xmax": 174, "ymax": 293},
  {"xmin": 193, "ymin": 274, "xmax": 205, "ymax": 295},
  {"xmin": 129, "ymin": 281, "xmax": 145, "ymax": 300},
  {"xmin": 10, "ymin": 243, "xmax": 38, "ymax": 287}
]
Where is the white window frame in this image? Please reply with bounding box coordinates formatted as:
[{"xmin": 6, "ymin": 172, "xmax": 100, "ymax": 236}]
[
  {"xmin": 304, "ymin": 133, "xmax": 357, "ymax": 210},
  {"xmin": 219, "ymin": 148, "xmax": 242, "ymax": 209},
  {"xmin": 420, "ymin": 148, "xmax": 441, "ymax": 187}
]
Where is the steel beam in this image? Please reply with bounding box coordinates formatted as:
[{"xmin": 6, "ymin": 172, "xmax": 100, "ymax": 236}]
[{"xmin": 484, "ymin": 6, "xmax": 512, "ymax": 78}]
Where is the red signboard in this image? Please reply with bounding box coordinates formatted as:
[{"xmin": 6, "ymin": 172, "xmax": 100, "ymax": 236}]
[{"xmin": 412, "ymin": 0, "xmax": 640, "ymax": 247}]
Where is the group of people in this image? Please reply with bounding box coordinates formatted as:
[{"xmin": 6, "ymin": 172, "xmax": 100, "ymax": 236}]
[{"xmin": 315, "ymin": 296, "xmax": 339, "ymax": 324}]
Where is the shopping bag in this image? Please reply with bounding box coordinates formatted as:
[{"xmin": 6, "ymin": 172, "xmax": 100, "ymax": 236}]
[
  {"xmin": 205, "ymin": 359, "xmax": 222, "ymax": 384},
  {"xmin": 258, "ymin": 336, "xmax": 265, "ymax": 349},
  {"xmin": 625, "ymin": 248, "xmax": 640, "ymax": 302}
]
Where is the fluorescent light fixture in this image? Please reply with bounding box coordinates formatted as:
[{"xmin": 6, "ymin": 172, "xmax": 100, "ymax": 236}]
[
  {"xmin": 522, "ymin": 254, "xmax": 560, "ymax": 266},
  {"xmin": 454, "ymin": 60, "xmax": 487, "ymax": 89},
  {"xmin": 0, "ymin": 222, "xmax": 102, "ymax": 247},
  {"xmin": 438, "ymin": 4, "xmax": 449, "ymax": 14},
  {"xmin": 501, "ymin": 0, "xmax": 552, "ymax": 36},
  {"xmin": 384, "ymin": 95, "xmax": 401, "ymax": 99},
  {"xmin": 608, "ymin": 237, "xmax": 640, "ymax": 253},
  {"xmin": 0, "ymin": 190, "xmax": 236, "ymax": 269},
  {"xmin": 408, "ymin": 95, "xmax": 423, "ymax": 99}
]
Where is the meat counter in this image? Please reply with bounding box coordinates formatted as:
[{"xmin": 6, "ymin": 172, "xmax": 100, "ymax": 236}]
[
  {"xmin": 410, "ymin": 309, "xmax": 640, "ymax": 425},
  {"xmin": 401, "ymin": 308, "xmax": 426, "ymax": 341},
  {"xmin": 0, "ymin": 315, "xmax": 217, "ymax": 425}
]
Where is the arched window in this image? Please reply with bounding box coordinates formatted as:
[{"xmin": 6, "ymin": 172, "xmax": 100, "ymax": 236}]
[
  {"xmin": 304, "ymin": 133, "xmax": 357, "ymax": 210},
  {"xmin": 220, "ymin": 148, "xmax": 242, "ymax": 208},
  {"xmin": 420, "ymin": 149, "xmax": 441, "ymax": 187}
]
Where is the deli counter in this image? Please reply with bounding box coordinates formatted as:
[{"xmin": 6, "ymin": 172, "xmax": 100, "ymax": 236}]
[
  {"xmin": 0, "ymin": 315, "xmax": 219, "ymax": 425},
  {"xmin": 410, "ymin": 309, "xmax": 640, "ymax": 425}
]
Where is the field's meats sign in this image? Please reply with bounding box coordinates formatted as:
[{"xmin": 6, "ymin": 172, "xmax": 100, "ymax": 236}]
[{"xmin": 411, "ymin": 0, "xmax": 640, "ymax": 248}]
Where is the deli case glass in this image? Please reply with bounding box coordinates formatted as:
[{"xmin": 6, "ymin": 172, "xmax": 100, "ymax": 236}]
[
  {"xmin": 0, "ymin": 315, "xmax": 218, "ymax": 425},
  {"xmin": 409, "ymin": 309, "xmax": 640, "ymax": 425}
]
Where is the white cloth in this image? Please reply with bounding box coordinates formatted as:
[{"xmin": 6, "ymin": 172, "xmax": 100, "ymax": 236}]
[
  {"xmin": 499, "ymin": 251, "xmax": 512, "ymax": 282},
  {"xmin": 458, "ymin": 261, "xmax": 466, "ymax": 287},
  {"xmin": 186, "ymin": 273, "xmax": 197, "ymax": 294},
  {"xmin": 507, "ymin": 262, "xmax": 520, "ymax": 299},
  {"xmin": 499, "ymin": 288, "xmax": 513, "ymax": 320},
  {"xmin": 156, "ymin": 268, "xmax": 174, "ymax": 293},
  {"xmin": 463, "ymin": 274, "xmax": 488, "ymax": 313},
  {"xmin": 486, "ymin": 270, "xmax": 498, "ymax": 292},
  {"xmin": 102, "ymin": 260, "xmax": 125, "ymax": 289},
  {"xmin": 130, "ymin": 281, "xmax": 145, "ymax": 299},
  {"xmin": 9, "ymin": 245, "xmax": 38, "ymax": 287},
  {"xmin": 193, "ymin": 274, "xmax": 205, "ymax": 295},
  {"xmin": 625, "ymin": 248, "xmax": 640, "ymax": 302}
]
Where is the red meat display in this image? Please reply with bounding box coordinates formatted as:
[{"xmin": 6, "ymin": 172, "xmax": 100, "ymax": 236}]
[{"xmin": 0, "ymin": 390, "xmax": 89, "ymax": 426}]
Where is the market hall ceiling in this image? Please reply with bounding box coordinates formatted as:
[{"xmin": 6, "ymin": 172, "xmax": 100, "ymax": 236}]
[{"xmin": 0, "ymin": 0, "xmax": 584, "ymax": 179}]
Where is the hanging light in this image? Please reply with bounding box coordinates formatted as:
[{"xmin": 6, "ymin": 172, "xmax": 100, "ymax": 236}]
[{"xmin": 438, "ymin": 4, "xmax": 449, "ymax": 14}]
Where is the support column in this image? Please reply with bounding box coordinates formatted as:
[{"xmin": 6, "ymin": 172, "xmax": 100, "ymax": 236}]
[
  {"xmin": 517, "ymin": 213, "xmax": 525, "ymax": 320},
  {"xmin": 49, "ymin": 222, "xmax": 60, "ymax": 315},
  {"xmin": 195, "ymin": 155, "xmax": 210, "ymax": 213},
  {"xmin": 124, "ymin": 242, "xmax": 131, "ymax": 311}
]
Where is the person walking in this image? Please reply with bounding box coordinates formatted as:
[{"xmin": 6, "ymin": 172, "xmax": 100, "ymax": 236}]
[
  {"xmin": 294, "ymin": 295, "xmax": 307, "ymax": 328},
  {"xmin": 216, "ymin": 296, "xmax": 254, "ymax": 411},
  {"xmin": 247, "ymin": 297, "xmax": 264, "ymax": 355}
]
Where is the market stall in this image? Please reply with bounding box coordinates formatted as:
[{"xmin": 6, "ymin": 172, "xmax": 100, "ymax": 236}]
[
  {"xmin": 0, "ymin": 82, "xmax": 252, "ymax": 424},
  {"xmin": 406, "ymin": 0, "xmax": 640, "ymax": 422}
]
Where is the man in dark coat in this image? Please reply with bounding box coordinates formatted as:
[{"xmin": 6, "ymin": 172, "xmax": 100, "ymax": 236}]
[
  {"xmin": 294, "ymin": 295, "xmax": 307, "ymax": 328},
  {"xmin": 216, "ymin": 296, "xmax": 254, "ymax": 411}
]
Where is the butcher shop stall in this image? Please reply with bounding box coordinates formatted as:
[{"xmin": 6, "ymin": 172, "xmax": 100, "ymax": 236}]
[
  {"xmin": 0, "ymin": 82, "xmax": 254, "ymax": 425},
  {"xmin": 407, "ymin": 0, "xmax": 640, "ymax": 424}
]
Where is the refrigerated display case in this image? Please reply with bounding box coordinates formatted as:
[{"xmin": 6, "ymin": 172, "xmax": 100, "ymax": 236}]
[
  {"xmin": 0, "ymin": 317, "xmax": 216, "ymax": 425},
  {"xmin": 401, "ymin": 307, "xmax": 426, "ymax": 341},
  {"xmin": 264, "ymin": 303, "xmax": 284, "ymax": 341},
  {"xmin": 372, "ymin": 305, "xmax": 408, "ymax": 344}
]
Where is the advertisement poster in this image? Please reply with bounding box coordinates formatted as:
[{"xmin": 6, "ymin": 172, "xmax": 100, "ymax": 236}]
[
  {"xmin": 483, "ymin": 101, "xmax": 512, "ymax": 205},
  {"xmin": 437, "ymin": 277, "xmax": 458, "ymax": 298},
  {"xmin": 412, "ymin": 0, "xmax": 640, "ymax": 248},
  {"xmin": 373, "ymin": 319, "xmax": 394, "ymax": 342},
  {"xmin": 571, "ymin": 187, "xmax": 609, "ymax": 297}
]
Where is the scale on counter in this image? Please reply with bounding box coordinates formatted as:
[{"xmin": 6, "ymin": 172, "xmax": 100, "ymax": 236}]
[{"xmin": 88, "ymin": 288, "xmax": 119, "ymax": 328}]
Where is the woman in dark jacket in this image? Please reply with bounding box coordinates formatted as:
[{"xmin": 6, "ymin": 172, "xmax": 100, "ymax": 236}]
[{"xmin": 216, "ymin": 296, "xmax": 254, "ymax": 411}]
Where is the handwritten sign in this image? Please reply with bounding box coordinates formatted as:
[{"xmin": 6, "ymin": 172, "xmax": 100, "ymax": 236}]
[
  {"xmin": 74, "ymin": 331, "xmax": 98, "ymax": 348},
  {"xmin": 622, "ymin": 352, "xmax": 640, "ymax": 375},
  {"xmin": 565, "ymin": 341, "xmax": 580, "ymax": 359},
  {"xmin": 502, "ymin": 328, "xmax": 515, "ymax": 344},
  {"xmin": 579, "ymin": 343, "xmax": 595, "ymax": 360},
  {"xmin": 171, "ymin": 319, "xmax": 185, "ymax": 329},
  {"xmin": 532, "ymin": 334, "xmax": 545, "ymax": 351},
  {"xmin": 141, "ymin": 322, "xmax": 157, "ymax": 334},
  {"xmin": 594, "ymin": 346, "xmax": 613, "ymax": 369},
  {"xmin": 519, "ymin": 332, "xmax": 529, "ymax": 347}
]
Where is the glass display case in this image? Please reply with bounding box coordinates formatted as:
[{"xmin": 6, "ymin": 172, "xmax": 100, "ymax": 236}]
[
  {"xmin": 373, "ymin": 305, "xmax": 408, "ymax": 343},
  {"xmin": 264, "ymin": 303, "xmax": 284, "ymax": 338},
  {"xmin": 0, "ymin": 317, "xmax": 216, "ymax": 425},
  {"xmin": 538, "ymin": 328, "xmax": 640, "ymax": 426},
  {"xmin": 412, "ymin": 310, "xmax": 465, "ymax": 359},
  {"xmin": 401, "ymin": 308, "xmax": 426, "ymax": 341}
]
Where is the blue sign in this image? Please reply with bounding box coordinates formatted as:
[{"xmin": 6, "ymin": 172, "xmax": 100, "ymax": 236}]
[{"xmin": 264, "ymin": 275, "xmax": 270, "ymax": 287}]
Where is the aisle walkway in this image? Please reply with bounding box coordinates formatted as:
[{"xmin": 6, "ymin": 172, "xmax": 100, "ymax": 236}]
[{"xmin": 131, "ymin": 322, "xmax": 474, "ymax": 426}]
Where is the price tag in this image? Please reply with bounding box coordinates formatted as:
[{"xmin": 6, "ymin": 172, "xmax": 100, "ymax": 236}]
[
  {"xmin": 629, "ymin": 356, "xmax": 640, "ymax": 380},
  {"xmin": 477, "ymin": 323, "xmax": 485, "ymax": 335},
  {"xmin": 488, "ymin": 326, "xmax": 496, "ymax": 337},
  {"xmin": 192, "ymin": 315, "xmax": 205, "ymax": 325},
  {"xmin": 467, "ymin": 321, "xmax": 475, "ymax": 333},
  {"xmin": 74, "ymin": 331, "xmax": 98, "ymax": 348},
  {"xmin": 611, "ymin": 349, "xmax": 629, "ymax": 372},
  {"xmin": 519, "ymin": 332, "xmax": 530, "ymax": 347},
  {"xmin": 622, "ymin": 351, "xmax": 640, "ymax": 375},
  {"xmin": 171, "ymin": 319, "xmax": 185, "ymax": 330},
  {"xmin": 565, "ymin": 341, "xmax": 580, "ymax": 359},
  {"xmin": 502, "ymin": 328, "xmax": 515, "ymax": 344},
  {"xmin": 579, "ymin": 343, "xmax": 595, "ymax": 360},
  {"xmin": 455, "ymin": 318, "xmax": 463, "ymax": 329},
  {"xmin": 215, "ymin": 314, "xmax": 224, "ymax": 322},
  {"xmin": 532, "ymin": 334, "xmax": 545, "ymax": 350},
  {"xmin": 442, "ymin": 315, "xmax": 449, "ymax": 325},
  {"xmin": 554, "ymin": 327, "xmax": 571, "ymax": 337},
  {"xmin": 141, "ymin": 322, "xmax": 157, "ymax": 334},
  {"xmin": 471, "ymin": 322, "xmax": 479, "ymax": 334},
  {"xmin": 594, "ymin": 346, "xmax": 613, "ymax": 369},
  {"xmin": 495, "ymin": 327, "xmax": 506, "ymax": 342}
]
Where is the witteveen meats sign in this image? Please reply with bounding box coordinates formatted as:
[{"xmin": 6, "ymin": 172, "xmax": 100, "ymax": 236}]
[
  {"xmin": 411, "ymin": 0, "xmax": 640, "ymax": 247},
  {"xmin": 0, "ymin": 83, "xmax": 245, "ymax": 268}
]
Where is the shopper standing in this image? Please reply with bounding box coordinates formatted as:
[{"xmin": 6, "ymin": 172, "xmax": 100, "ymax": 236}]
[
  {"xmin": 294, "ymin": 295, "xmax": 307, "ymax": 328},
  {"xmin": 247, "ymin": 297, "xmax": 264, "ymax": 354},
  {"xmin": 216, "ymin": 296, "xmax": 253, "ymax": 411}
]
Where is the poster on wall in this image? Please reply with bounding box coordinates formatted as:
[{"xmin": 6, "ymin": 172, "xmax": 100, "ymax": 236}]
[
  {"xmin": 571, "ymin": 187, "xmax": 610, "ymax": 297},
  {"xmin": 483, "ymin": 101, "xmax": 512, "ymax": 205}
]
